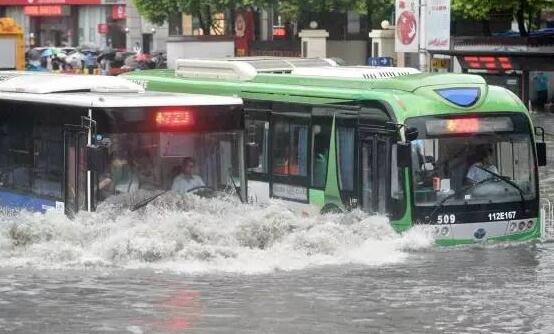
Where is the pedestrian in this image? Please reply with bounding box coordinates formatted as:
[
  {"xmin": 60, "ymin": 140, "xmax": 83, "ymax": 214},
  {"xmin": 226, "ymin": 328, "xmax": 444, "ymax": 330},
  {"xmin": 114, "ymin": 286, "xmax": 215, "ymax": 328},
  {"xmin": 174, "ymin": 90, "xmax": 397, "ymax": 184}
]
[
  {"xmin": 46, "ymin": 56, "xmax": 53, "ymax": 72},
  {"xmin": 533, "ymin": 72, "xmax": 549, "ymax": 111},
  {"xmin": 84, "ymin": 51, "xmax": 96, "ymax": 75}
]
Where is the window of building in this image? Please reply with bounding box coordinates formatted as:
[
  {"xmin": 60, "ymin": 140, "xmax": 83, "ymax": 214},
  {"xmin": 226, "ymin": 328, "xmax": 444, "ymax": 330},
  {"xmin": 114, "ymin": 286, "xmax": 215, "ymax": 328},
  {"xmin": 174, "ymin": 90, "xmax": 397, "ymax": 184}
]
[{"xmin": 168, "ymin": 12, "xmax": 183, "ymax": 36}]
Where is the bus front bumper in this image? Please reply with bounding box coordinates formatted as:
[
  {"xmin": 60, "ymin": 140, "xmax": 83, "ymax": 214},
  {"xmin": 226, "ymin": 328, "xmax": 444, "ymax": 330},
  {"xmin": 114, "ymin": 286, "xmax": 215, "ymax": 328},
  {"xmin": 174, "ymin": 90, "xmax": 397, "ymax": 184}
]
[{"xmin": 429, "ymin": 218, "xmax": 540, "ymax": 246}]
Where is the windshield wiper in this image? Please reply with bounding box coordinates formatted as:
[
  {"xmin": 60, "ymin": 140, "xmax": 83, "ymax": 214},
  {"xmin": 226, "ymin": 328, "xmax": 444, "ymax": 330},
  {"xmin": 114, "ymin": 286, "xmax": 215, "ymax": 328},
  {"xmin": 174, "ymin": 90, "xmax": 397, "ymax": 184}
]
[
  {"xmin": 473, "ymin": 165, "xmax": 526, "ymax": 205},
  {"xmin": 130, "ymin": 190, "xmax": 168, "ymax": 212},
  {"xmin": 228, "ymin": 174, "xmax": 244, "ymax": 202}
]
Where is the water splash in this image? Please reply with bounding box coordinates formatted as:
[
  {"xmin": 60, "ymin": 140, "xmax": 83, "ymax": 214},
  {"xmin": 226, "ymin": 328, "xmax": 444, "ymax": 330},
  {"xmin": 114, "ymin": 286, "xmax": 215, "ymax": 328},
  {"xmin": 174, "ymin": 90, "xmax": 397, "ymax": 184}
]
[{"xmin": 0, "ymin": 193, "xmax": 434, "ymax": 273}]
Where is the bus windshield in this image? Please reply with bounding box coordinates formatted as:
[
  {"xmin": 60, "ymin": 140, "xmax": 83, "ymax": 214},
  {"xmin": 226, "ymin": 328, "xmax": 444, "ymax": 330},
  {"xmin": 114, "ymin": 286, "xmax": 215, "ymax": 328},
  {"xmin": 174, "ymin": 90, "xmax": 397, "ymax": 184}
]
[
  {"xmin": 96, "ymin": 130, "xmax": 244, "ymax": 206},
  {"xmin": 410, "ymin": 118, "xmax": 536, "ymax": 207}
]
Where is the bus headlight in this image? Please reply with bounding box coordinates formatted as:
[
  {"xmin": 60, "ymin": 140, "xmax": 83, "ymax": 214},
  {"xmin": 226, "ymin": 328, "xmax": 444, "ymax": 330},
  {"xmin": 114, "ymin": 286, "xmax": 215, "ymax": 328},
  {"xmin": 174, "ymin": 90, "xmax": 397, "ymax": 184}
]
[
  {"xmin": 441, "ymin": 226, "xmax": 450, "ymax": 236},
  {"xmin": 527, "ymin": 220, "xmax": 534, "ymax": 230},
  {"xmin": 509, "ymin": 222, "xmax": 518, "ymax": 233},
  {"xmin": 519, "ymin": 221, "xmax": 527, "ymax": 231}
]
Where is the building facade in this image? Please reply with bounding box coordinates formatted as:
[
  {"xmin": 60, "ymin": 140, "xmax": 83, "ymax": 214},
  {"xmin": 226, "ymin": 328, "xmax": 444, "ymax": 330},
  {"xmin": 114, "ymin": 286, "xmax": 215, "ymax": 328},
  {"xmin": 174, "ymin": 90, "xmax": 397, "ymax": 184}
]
[
  {"xmin": 0, "ymin": 0, "xmax": 127, "ymax": 49},
  {"xmin": 125, "ymin": 0, "xmax": 168, "ymax": 53}
]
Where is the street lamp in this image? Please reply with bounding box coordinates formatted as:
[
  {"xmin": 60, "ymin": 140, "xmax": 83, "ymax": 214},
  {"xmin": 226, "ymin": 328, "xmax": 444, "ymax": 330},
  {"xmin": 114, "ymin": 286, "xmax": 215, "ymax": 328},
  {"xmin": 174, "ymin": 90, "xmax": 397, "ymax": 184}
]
[{"xmin": 309, "ymin": 21, "xmax": 318, "ymax": 29}]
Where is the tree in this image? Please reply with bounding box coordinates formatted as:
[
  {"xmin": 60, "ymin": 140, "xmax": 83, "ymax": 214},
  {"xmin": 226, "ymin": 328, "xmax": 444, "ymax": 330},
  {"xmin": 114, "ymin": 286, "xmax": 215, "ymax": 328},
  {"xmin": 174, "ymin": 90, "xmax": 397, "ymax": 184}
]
[
  {"xmin": 452, "ymin": 0, "xmax": 554, "ymax": 37},
  {"xmin": 356, "ymin": 0, "xmax": 395, "ymax": 31},
  {"xmin": 132, "ymin": 0, "xmax": 268, "ymax": 35},
  {"xmin": 277, "ymin": 0, "xmax": 394, "ymax": 31}
]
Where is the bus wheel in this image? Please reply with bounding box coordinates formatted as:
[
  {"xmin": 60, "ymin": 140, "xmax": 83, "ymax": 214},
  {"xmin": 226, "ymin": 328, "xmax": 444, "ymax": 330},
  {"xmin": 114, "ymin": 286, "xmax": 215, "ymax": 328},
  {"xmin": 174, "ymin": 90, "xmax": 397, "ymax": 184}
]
[{"xmin": 321, "ymin": 203, "xmax": 343, "ymax": 215}]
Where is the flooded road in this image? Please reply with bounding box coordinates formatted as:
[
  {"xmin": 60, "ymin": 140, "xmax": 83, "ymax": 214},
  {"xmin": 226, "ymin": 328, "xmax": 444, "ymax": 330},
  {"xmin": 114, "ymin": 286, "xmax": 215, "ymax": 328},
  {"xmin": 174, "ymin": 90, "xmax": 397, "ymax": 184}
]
[
  {"xmin": 1, "ymin": 243, "xmax": 554, "ymax": 333},
  {"xmin": 1, "ymin": 113, "xmax": 554, "ymax": 333}
]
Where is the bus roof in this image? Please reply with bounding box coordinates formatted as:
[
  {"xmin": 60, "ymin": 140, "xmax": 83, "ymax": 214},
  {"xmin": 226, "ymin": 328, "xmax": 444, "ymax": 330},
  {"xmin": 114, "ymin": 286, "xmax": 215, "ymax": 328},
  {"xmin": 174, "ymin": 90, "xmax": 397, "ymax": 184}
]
[
  {"xmin": 123, "ymin": 58, "xmax": 527, "ymax": 120},
  {"xmin": 290, "ymin": 66, "xmax": 420, "ymax": 80},
  {"xmin": 0, "ymin": 73, "xmax": 242, "ymax": 108},
  {"xmin": 157, "ymin": 59, "xmax": 485, "ymax": 93},
  {"xmin": 175, "ymin": 57, "xmax": 337, "ymax": 80}
]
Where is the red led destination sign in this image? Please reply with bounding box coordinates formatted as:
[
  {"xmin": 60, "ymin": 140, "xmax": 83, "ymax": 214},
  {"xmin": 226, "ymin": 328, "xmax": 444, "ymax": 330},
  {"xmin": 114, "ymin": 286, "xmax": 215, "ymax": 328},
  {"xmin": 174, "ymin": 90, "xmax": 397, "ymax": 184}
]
[{"xmin": 426, "ymin": 117, "xmax": 514, "ymax": 135}]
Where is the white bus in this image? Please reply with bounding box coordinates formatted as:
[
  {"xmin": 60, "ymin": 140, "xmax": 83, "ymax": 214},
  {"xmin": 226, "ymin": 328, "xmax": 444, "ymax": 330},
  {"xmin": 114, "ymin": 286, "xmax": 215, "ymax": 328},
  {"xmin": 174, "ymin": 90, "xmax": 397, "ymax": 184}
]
[{"xmin": 0, "ymin": 73, "xmax": 246, "ymax": 215}]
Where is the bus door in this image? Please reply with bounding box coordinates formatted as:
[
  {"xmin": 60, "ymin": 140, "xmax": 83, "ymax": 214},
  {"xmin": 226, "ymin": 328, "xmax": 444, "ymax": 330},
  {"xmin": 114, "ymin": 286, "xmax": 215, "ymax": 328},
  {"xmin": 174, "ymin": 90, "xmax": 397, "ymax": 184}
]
[
  {"xmin": 360, "ymin": 132, "xmax": 391, "ymax": 214},
  {"xmin": 63, "ymin": 125, "xmax": 88, "ymax": 215},
  {"xmin": 244, "ymin": 104, "xmax": 271, "ymax": 203}
]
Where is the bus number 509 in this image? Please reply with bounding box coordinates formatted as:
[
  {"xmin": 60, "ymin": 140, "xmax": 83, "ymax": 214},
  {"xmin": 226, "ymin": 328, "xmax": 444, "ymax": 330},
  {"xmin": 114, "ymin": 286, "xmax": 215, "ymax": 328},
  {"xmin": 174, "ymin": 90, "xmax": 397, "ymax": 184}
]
[{"xmin": 437, "ymin": 214, "xmax": 456, "ymax": 224}]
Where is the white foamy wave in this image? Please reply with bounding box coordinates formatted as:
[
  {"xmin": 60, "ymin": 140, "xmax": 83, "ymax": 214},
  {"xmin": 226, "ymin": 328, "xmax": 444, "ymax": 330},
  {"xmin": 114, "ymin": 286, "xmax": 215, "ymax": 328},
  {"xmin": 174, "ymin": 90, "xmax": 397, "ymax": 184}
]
[{"xmin": 0, "ymin": 194, "xmax": 434, "ymax": 273}]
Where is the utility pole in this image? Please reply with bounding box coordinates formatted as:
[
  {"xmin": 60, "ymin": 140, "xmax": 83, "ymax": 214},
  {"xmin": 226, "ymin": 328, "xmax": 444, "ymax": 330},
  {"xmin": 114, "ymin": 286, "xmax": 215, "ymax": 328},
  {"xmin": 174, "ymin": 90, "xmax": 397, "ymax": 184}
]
[{"xmin": 418, "ymin": 0, "xmax": 428, "ymax": 72}]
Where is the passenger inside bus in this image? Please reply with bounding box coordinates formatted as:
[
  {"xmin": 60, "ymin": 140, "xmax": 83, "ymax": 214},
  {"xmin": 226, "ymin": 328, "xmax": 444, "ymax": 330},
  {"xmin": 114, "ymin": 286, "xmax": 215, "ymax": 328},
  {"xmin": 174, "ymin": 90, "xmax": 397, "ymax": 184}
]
[
  {"xmin": 98, "ymin": 153, "xmax": 140, "ymax": 198},
  {"xmin": 171, "ymin": 157, "xmax": 206, "ymax": 193}
]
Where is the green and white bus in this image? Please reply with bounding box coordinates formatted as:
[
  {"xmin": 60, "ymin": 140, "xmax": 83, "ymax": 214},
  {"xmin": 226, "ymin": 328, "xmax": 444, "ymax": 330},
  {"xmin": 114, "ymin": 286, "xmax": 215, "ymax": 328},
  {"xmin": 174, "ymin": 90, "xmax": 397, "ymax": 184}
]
[{"xmin": 124, "ymin": 58, "xmax": 547, "ymax": 245}]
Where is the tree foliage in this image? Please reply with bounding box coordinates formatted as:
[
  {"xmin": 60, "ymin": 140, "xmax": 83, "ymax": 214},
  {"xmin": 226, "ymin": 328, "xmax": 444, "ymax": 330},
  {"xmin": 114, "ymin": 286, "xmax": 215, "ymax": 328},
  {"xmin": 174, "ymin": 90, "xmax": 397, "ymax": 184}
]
[
  {"xmin": 133, "ymin": 0, "xmax": 395, "ymax": 35},
  {"xmin": 277, "ymin": 0, "xmax": 394, "ymax": 30},
  {"xmin": 132, "ymin": 0, "xmax": 268, "ymax": 34},
  {"xmin": 452, "ymin": 0, "xmax": 554, "ymax": 36}
]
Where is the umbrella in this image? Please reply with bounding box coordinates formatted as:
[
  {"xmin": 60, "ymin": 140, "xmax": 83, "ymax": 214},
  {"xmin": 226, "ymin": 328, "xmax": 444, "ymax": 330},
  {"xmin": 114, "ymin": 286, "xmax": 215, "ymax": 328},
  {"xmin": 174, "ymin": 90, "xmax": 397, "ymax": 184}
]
[
  {"xmin": 97, "ymin": 47, "xmax": 117, "ymax": 62},
  {"xmin": 124, "ymin": 54, "xmax": 139, "ymax": 68},
  {"xmin": 27, "ymin": 48, "xmax": 41, "ymax": 61},
  {"xmin": 65, "ymin": 51, "xmax": 85, "ymax": 68},
  {"xmin": 40, "ymin": 47, "xmax": 61, "ymax": 58}
]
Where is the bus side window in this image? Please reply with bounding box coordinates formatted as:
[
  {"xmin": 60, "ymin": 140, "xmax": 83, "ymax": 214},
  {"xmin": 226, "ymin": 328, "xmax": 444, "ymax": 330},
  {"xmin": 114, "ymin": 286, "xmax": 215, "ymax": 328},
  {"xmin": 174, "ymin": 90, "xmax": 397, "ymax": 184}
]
[
  {"xmin": 246, "ymin": 120, "xmax": 269, "ymax": 174},
  {"xmin": 0, "ymin": 113, "xmax": 33, "ymax": 193},
  {"xmin": 272, "ymin": 119, "xmax": 308, "ymax": 177},
  {"xmin": 337, "ymin": 126, "xmax": 355, "ymax": 191},
  {"xmin": 33, "ymin": 124, "xmax": 64, "ymax": 200},
  {"xmin": 311, "ymin": 118, "xmax": 331, "ymax": 188}
]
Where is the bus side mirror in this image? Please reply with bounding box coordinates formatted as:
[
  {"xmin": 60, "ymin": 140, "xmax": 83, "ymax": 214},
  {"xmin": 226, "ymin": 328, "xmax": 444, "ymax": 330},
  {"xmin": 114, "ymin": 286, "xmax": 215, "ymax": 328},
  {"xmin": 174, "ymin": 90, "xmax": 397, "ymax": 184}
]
[
  {"xmin": 87, "ymin": 145, "xmax": 109, "ymax": 173},
  {"xmin": 246, "ymin": 142, "xmax": 260, "ymax": 169},
  {"xmin": 397, "ymin": 143, "xmax": 412, "ymax": 168},
  {"xmin": 405, "ymin": 127, "xmax": 419, "ymax": 142},
  {"xmin": 537, "ymin": 142, "xmax": 547, "ymax": 166}
]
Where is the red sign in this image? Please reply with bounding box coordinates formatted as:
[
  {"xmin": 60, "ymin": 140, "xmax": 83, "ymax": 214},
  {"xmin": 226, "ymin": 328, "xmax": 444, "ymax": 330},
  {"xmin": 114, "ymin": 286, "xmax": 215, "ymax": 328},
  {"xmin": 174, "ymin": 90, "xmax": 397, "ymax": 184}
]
[
  {"xmin": 97, "ymin": 23, "xmax": 108, "ymax": 34},
  {"xmin": 272, "ymin": 26, "xmax": 286, "ymax": 38},
  {"xmin": 397, "ymin": 10, "xmax": 417, "ymax": 45},
  {"xmin": 463, "ymin": 56, "xmax": 514, "ymax": 71},
  {"xmin": 112, "ymin": 5, "xmax": 126, "ymax": 20},
  {"xmin": 24, "ymin": 5, "xmax": 65, "ymax": 16},
  {"xmin": 234, "ymin": 9, "xmax": 254, "ymax": 56}
]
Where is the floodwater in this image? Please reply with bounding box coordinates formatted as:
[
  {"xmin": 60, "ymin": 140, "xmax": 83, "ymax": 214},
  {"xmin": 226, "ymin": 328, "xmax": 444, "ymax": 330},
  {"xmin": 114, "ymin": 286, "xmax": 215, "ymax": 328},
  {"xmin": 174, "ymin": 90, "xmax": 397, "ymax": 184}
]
[{"xmin": 2, "ymin": 114, "xmax": 554, "ymax": 334}]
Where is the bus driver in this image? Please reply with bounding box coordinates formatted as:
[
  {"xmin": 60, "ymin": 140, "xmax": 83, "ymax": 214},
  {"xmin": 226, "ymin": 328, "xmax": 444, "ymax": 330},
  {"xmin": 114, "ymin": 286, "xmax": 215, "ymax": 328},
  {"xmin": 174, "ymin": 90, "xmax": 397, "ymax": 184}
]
[
  {"xmin": 466, "ymin": 147, "xmax": 498, "ymax": 184},
  {"xmin": 171, "ymin": 157, "xmax": 205, "ymax": 193}
]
